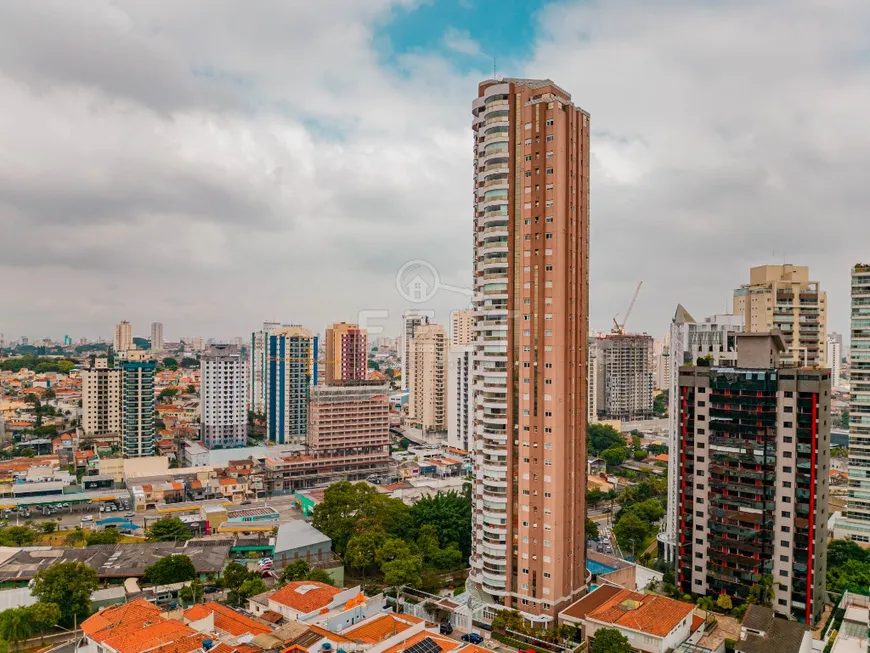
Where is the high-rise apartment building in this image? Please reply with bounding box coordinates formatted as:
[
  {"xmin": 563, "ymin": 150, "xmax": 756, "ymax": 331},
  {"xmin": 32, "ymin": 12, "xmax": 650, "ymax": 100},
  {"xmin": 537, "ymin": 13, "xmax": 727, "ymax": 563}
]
[
  {"xmin": 448, "ymin": 345, "xmax": 474, "ymax": 451},
  {"xmin": 150, "ymin": 322, "xmax": 164, "ymax": 352},
  {"xmin": 826, "ymin": 332, "xmax": 843, "ymax": 387},
  {"xmin": 201, "ymin": 344, "xmax": 248, "ymax": 449},
  {"xmin": 469, "ymin": 78, "xmax": 589, "ymax": 618},
  {"xmin": 401, "ymin": 311, "xmax": 430, "ymax": 391},
  {"xmin": 81, "ymin": 357, "xmax": 122, "ymax": 447},
  {"xmin": 408, "ymin": 323, "xmax": 447, "ymax": 434},
  {"xmin": 308, "ymin": 381, "xmax": 390, "ymax": 461},
  {"xmin": 659, "ymin": 307, "xmax": 743, "ymax": 564},
  {"xmin": 324, "ymin": 322, "xmax": 367, "ymax": 384},
  {"xmin": 587, "ymin": 334, "xmax": 598, "ymax": 424},
  {"xmin": 733, "ymin": 265, "xmax": 827, "ymax": 367},
  {"xmin": 677, "ymin": 332, "xmax": 829, "ymax": 625},
  {"xmin": 451, "ymin": 309, "xmax": 474, "ymax": 346},
  {"xmin": 114, "ymin": 321, "xmax": 133, "ymax": 353},
  {"xmin": 120, "ymin": 360, "xmax": 156, "ymax": 457},
  {"xmin": 265, "ymin": 326, "xmax": 315, "ymax": 444},
  {"xmin": 844, "ymin": 266, "xmax": 870, "ymax": 532},
  {"xmin": 594, "ymin": 334, "xmax": 654, "ymax": 421},
  {"xmin": 250, "ymin": 321, "xmax": 281, "ymax": 414},
  {"xmin": 654, "ymin": 335, "xmax": 670, "ymax": 391}
]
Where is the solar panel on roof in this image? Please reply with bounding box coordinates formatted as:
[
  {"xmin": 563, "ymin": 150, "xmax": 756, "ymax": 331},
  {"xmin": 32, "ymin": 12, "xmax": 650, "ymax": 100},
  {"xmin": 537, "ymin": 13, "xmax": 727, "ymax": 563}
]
[{"xmin": 405, "ymin": 637, "xmax": 442, "ymax": 653}]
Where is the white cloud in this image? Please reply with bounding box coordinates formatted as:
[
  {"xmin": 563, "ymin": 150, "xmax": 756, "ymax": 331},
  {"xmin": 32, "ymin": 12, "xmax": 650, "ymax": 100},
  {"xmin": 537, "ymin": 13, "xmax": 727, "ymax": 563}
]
[
  {"xmin": 442, "ymin": 27, "xmax": 482, "ymax": 56},
  {"xmin": 2, "ymin": 0, "xmax": 870, "ymax": 343}
]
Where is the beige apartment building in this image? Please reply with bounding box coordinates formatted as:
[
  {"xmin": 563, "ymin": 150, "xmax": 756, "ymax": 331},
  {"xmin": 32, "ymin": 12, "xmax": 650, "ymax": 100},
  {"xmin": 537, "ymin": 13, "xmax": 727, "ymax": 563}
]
[
  {"xmin": 113, "ymin": 320, "xmax": 133, "ymax": 353},
  {"xmin": 469, "ymin": 78, "xmax": 590, "ymax": 618},
  {"xmin": 308, "ymin": 381, "xmax": 390, "ymax": 457},
  {"xmin": 733, "ymin": 264, "xmax": 827, "ymax": 367},
  {"xmin": 80, "ymin": 357, "xmax": 122, "ymax": 446},
  {"xmin": 408, "ymin": 323, "xmax": 447, "ymax": 434},
  {"xmin": 451, "ymin": 309, "xmax": 474, "ymax": 345},
  {"xmin": 324, "ymin": 322, "xmax": 368, "ymax": 384}
]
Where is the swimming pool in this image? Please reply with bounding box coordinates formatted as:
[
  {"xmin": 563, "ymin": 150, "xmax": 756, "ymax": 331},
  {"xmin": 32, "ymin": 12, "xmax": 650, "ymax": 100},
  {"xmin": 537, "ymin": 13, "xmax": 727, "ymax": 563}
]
[{"xmin": 587, "ymin": 559, "xmax": 618, "ymax": 575}]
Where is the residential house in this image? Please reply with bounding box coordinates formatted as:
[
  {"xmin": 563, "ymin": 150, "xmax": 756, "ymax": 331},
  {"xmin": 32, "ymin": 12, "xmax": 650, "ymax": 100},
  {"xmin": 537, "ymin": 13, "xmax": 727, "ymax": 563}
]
[{"xmin": 735, "ymin": 606, "xmax": 812, "ymax": 653}]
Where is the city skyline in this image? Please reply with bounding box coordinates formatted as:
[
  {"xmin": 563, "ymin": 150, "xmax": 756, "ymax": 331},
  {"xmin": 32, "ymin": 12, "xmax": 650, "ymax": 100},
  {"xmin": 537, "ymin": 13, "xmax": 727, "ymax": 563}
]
[{"xmin": 2, "ymin": 1, "xmax": 869, "ymax": 341}]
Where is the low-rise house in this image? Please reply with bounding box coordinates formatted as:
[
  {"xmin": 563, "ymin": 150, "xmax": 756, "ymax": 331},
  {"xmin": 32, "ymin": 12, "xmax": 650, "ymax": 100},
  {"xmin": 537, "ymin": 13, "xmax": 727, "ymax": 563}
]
[
  {"xmin": 183, "ymin": 601, "xmax": 272, "ymax": 638},
  {"xmin": 250, "ymin": 582, "xmax": 382, "ymax": 630},
  {"xmin": 80, "ymin": 599, "xmax": 207, "ymax": 653},
  {"xmin": 561, "ymin": 586, "xmax": 698, "ymax": 653},
  {"xmin": 736, "ymin": 606, "xmax": 812, "ymax": 653}
]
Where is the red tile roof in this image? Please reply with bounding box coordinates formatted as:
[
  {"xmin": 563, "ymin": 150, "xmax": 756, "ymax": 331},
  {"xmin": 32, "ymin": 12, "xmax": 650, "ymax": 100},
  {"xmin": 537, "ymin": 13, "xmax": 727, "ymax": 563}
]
[
  {"xmin": 381, "ymin": 631, "xmax": 459, "ymax": 653},
  {"xmin": 184, "ymin": 602, "xmax": 271, "ymax": 637},
  {"xmin": 268, "ymin": 582, "xmax": 342, "ymax": 613},
  {"xmin": 343, "ymin": 613, "xmax": 423, "ymax": 644},
  {"xmin": 82, "ymin": 599, "xmax": 202, "ymax": 653},
  {"xmin": 586, "ymin": 589, "xmax": 694, "ymax": 637}
]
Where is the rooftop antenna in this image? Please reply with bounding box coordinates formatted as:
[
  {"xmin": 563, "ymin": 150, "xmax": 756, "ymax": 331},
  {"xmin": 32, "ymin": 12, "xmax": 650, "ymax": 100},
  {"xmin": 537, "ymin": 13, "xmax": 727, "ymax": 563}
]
[{"xmin": 493, "ymin": 57, "xmax": 497, "ymax": 81}]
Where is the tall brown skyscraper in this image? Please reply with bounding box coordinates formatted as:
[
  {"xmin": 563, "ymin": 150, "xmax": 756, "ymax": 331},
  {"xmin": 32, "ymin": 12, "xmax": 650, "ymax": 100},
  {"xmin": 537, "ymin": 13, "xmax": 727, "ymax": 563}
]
[
  {"xmin": 469, "ymin": 78, "xmax": 590, "ymax": 619},
  {"xmin": 324, "ymin": 322, "xmax": 367, "ymax": 384}
]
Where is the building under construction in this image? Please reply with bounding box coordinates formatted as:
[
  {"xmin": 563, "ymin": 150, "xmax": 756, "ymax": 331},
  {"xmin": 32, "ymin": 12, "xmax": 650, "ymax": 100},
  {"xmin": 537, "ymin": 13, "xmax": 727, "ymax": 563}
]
[{"xmin": 594, "ymin": 334, "xmax": 654, "ymax": 421}]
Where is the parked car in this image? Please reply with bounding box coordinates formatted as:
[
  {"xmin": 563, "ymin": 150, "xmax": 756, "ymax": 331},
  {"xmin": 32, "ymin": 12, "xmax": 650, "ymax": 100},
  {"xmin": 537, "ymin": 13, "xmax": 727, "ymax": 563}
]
[
  {"xmin": 439, "ymin": 623, "xmax": 453, "ymax": 635},
  {"xmin": 240, "ymin": 500, "xmax": 251, "ymax": 505},
  {"xmin": 203, "ymin": 586, "xmax": 219, "ymax": 594},
  {"xmin": 81, "ymin": 515, "xmax": 94, "ymax": 522},
  {"xmin": 461, "ymin": 634, "xmax": 484, "ymax": 644},
  {"xmin": 125, "ymin": 512, "xmax": 135, "ymax": 518}
]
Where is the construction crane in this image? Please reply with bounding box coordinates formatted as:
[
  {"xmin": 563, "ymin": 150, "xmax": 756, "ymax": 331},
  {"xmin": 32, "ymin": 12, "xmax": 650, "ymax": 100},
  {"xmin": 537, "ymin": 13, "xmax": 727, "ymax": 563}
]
[{"xmin": 611, "ymin": 281, "xmax": 643, "ymax": 335}]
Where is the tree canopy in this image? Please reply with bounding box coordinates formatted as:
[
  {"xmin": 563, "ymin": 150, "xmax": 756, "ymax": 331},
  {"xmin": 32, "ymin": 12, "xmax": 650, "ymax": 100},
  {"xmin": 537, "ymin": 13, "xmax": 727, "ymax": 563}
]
[
  {"xmin": 145, "ymin": 555, "xmax": 197, "ymax": 585},
  {"xmin": 147, "ymin": 517, "xmax": 193, "ymax": 542},
  {"xmin": 587, "ymin": 424, "xmax": 625, "ymax": 456},
  {"xmin": 591, "ymin": 628, "xmax": 631, "ymax": 653},
  {"xmin": 31, "ymin": 562, "xmax": 98, "ymax": 627}
]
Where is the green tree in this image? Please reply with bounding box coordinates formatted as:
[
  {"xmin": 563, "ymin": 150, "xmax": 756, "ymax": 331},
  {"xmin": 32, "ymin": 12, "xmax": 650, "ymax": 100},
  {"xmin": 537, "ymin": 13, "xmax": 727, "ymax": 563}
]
[
  {"xmin": 633, "ymin": 449, "xmax": 647, "ymax": 461},
  {"xmin": 345, "ymin": 529, "xmax": 386, "ymax": 578},
  {"xmin": 144, "ymin": 555, "xmax": 197, "ymax": 585},
  {"xmin": 828, "ymin": 539, "xmax": 868, "ymax": 568},
  {"xmin": 147, "ymin": 517, "xmax": 193, "ymax": 542},
  {"xmin": 162, "ymin": 358, "xmax": 179, "ymax": 369},
  {"xmin": 586, "ymin": 518, "xmax": 600, "ymax": 541},
  {"xmin": 28, "ymin": 602, "xmax": 61, "ymax": 644},
  {"xmin": 180, "ymin": 358, "xmax": 199, "ymax": 368},
  {"xmin": 601, "ymin": 446, "xmax": 627, "ymax": 467},
  {"xmin": 280, "ymin": 559, "xmax": 311, "ymax": 582},
  {"xmin": 409, "ymin": 489, "xmax": 472, "ymax": 559},
  {"xmin": 613, "ymin": 512, "xmax": 648, "ymax": 553},
  {"xmin": 39, "ymin": 521, "xmax": 57, "ymax": 534},
  {"xmin": 697, "ymin": 596, "xmax": 714, "ymax": 619},
  {"xmin": 31, "ymin": 561, "xmax": 98, "ymax": 627},
  {"xmin": 587, "ymin": 424, "xmax": 625, "ymax": 455},
  {"xmin": 237, "ymin": 577, "xmax": 268, "ymax": 603},
  {"xmin": 376, "ymin": 537, "xmax": 413, "ymax": 566},
  {"xmin": 587, "ymin": 487, "xmax": 605, "ymax": 507},
  {"xmin": 716, "ymin": 594, "xmax": 733, "ymax": 611},
  {"xmin": 627, "ymin": 498, "xmax": 665, "ymax": 523},
  {"xmin": 382, "ymin": 553, "xmax": 423, "ymax": 588},
  {"xmin": 179, "ymin": 580, "xmax": 204, "ymax": 606},
  {"xmin": 64, "ymin": 527, "xmax": 87, "ymax": 547},
  {"xmin": 86, "ymin": 529, "xmax": 122, "ymax": 545},
  {"xmin": 828, "ymin": 559, "xmax": 870, "ymax": 593},
  {"xmin": 221, "ymin": 561, "xmax": 253, "ymax": 591},
  {"xmin": 159, "ymin": 388, "xmax": 179, "ymax": 403},
  {"xmin": 305, "ymin": 569, "xmax": 335, "ymax": 585},
  {"xmin": 838, "ymin": 410, "xmax": 850, "ymax": 430},
  {"xmin": 653, "ymin": 390, "xmax": 668, "ymax": 417},
  {"xmin": 17, "ymin": 447, "xmax": 35, "ymax": 458},
  {"xmin": 0, "ymin": 526, "xmax": 39, "ymax": 547},
  {"xmin": 591, "ymin": 628, "xmax": 631, "ymax": 653},
  {"xmin": 0, "ymin": 608, "xmax": 31, "ymax": 647},
  {"xmin": 430, "ymin": 543, "xmax": 463, "ymax": 571}
]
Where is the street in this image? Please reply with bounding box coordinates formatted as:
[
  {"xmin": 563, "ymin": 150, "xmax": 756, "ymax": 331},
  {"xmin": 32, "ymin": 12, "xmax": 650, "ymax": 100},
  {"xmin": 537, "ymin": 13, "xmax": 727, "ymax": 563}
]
[{"xmin": 6, "ymin": 493, "xmax": 301, "ymax": 533}]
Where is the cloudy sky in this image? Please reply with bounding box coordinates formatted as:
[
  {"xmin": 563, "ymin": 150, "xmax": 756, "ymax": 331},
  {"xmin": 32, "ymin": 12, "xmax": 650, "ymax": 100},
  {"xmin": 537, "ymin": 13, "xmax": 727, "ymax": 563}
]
[{"xmin": 2, "ymin": 0, "xmax": 868, "ymax": 343}]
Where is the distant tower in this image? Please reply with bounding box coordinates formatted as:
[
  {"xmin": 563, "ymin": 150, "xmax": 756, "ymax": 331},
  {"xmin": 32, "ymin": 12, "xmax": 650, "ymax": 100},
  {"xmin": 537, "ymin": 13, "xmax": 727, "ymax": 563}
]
[
  {"xmin": 150, "ymin": 322, "xmax": 164, "ymax": 352},
  {"xmin": 114, "ymin": 321, "xmax": 133, "ymax": 353}
]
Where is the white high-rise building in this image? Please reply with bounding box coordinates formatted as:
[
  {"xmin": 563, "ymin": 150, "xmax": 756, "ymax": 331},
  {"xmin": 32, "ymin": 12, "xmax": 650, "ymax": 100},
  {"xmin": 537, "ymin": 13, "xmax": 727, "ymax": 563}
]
[
  {"xmin": 408, "ymin": 323, "xmax": 447, "ymax": 434},
  {"xmin": 827, "ymin": 332, "xmax": 843, "ymax": 387},
  {"xmin": 447, "ymin": 345, "xmax": 473, "ymax": 451},
  {"xmin": 401, "ymin": 310, "xmax": 431, "ymax": 391},
  {"xmin": 654, "ymin": 333, "xmax": 671, "ymax": 390},
  {"xmin": 250, "ymin": 322, "xmax": 280, "ymax": 413},
  {"xmin": 150, "ymin": 322, "xmax": 164, "ymax": 352},
  {"xmin": 201, "ymin": 344, "xmax": 248, "ymax": 449},
  {"xmin": 114, "ymin": 321, "xmax": 133, "ymax": 353},
  {"xmin": 81, "ymin": 357, "xmax": 122, "ymax": 446},
  {"xmin": 659, "ymin": 306, "xmax": 743, "ymax": 564}
]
